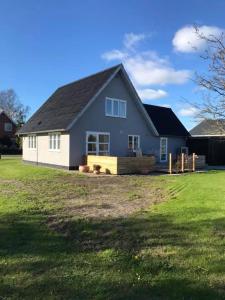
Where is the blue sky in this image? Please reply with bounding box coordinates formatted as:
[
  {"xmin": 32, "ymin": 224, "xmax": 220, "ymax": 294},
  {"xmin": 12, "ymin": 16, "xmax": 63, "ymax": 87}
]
[{"xmin": 0, "ymin": 0, "xmax": 224, "ymax": 129}]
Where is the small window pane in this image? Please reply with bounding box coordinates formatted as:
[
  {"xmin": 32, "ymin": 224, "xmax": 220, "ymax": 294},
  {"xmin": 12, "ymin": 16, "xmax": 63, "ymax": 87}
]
[
  {"xmin": 88, "ymin": 143, "xmax": 96, "ymax": 152},
  {"xmin": 106, "ymin": 99, "xmax": 112, "ymax": 115},
  {"xmin": 99, "ymin": 134, "xmax": 109, "ymax": 143},
  {"xmin": 57, "ymin": 134, "xmax": 60, "ymax": 150},
  {"xmin": 128, "ymin": 136, "xmax": 133, "ymax": 149},
  {"xmin": 133, "ymin": 136, "xmax": 139, "ymax": 150},
  {"xmin": 99, "ymin": 144, "xmax": 109, "ymax": 152},
  {"xmin": 88, "ymin": 134, "xmax": 97, "ymax": 142},
  {"xmin": 113, "ymin": 100, "xmax": 119, "ymax": 116},
  {"xmin": 53, "ymin": 135, "xmax": 56, "ymax": 149},
  {"xmin": 119, "ymin": 102, "xmax": 126, "ymax": 117},
  {"xmin": 33, "ymin": 136, "xmax": 36, "ymax": 149}
]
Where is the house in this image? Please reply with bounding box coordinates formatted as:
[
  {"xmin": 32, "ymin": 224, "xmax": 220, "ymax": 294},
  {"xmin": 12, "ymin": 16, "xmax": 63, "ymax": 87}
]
[
  {"xmin": 18, "ymin": 64, "xmax": 189, "ymax": 169},
  {"xmin": 188, "ymin": 119, "xmax": 225, "ymax": 165},
  {"xmin": 0, "ymin": 109, "xmax": 17, "ymax": 147}
]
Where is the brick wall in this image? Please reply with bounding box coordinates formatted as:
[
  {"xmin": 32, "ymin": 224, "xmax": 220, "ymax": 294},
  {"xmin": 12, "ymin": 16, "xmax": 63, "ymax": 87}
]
[{"xmin": 0, "ymin": 112, "xmax": 17, "ymax": 139}]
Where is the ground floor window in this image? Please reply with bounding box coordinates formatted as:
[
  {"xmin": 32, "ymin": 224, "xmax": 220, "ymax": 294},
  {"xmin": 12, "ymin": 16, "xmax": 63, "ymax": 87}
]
[
  {"xmin": 28, "ymin": 135, "xmax": 36, "ymax": 149},
  {"xmin": 86, "ymin": 132, "xmax": 110, "ymax": 156},
  {"xmin": 160, "ymin": 137, "xmax": 168, "ymax": 162},
  {"xmin": 49, "ymin": 133, "xmax": 61, "ymax": 150},
  {"xmin": 128, "ymin": 135, "xmax": 140, "ymax": 152}
]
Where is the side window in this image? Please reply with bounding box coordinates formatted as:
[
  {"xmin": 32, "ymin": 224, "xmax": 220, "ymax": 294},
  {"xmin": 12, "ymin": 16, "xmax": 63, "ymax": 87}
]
[
  {"xmin": 49, "ymin": 133, "xmax": 61, "ymax": 150},
  {"xmin": 128, "ymin": 135, "xmax": 140, "ymax": 152},
  {"xmin": 28, "ymin": 135, "xmax": 36, "ymax": 149},
  {"xmin": 4, "ymin": 122, "xmax": 12, "ymax": 132}
]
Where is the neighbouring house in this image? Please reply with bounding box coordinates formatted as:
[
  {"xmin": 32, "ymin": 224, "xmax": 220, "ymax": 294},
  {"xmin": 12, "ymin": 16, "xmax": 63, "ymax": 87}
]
[
  {"xmin": 188, "ymin": 119, "xmax": 225, "ymax": 165},
  {"xmin": 17, "ymin": 64, "xmax": 189, "ymax": 169},
  {"xmin": 0, "ymin": 109, "xmax": 17, "ymax": 149}
]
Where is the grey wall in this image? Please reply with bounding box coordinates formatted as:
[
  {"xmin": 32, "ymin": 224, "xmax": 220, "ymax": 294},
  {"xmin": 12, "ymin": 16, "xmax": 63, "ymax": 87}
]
[{"xmin": 69, "ymin": 72, "xmax": 186, "ymax": 166}]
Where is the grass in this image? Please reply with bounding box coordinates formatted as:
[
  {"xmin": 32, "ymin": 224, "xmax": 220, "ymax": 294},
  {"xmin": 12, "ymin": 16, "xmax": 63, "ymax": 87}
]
[{"xmin": 0, "ymin": 157, "xmax": 225, "ymax": 299}]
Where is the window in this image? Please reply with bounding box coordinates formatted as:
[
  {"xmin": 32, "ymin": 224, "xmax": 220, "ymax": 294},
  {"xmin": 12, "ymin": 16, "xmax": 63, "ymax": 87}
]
[
  {"xmin": 86, "ymin": 132, "xmax": 110, "ymax": 155},
  {"xmin": 49, "ymin": 133, "xmax": 61, "ymax": 150},
  {"xmin": 160, "ymin": 137, "xmax": 168, "ymax": 162},
  {"xmin": 128, "ymin": 135, "xmax": 140, "ymax": 151},
  {"xmin": 4, "ymin": 122, "xmax": 12, "ymax": 132},
  {"xmin": 105, "ymin": 98, "xmax": 126, "ymax": 118},
  {"xmin": 28, "ymin": 135, "xmax": 36, "ymax": 149}
]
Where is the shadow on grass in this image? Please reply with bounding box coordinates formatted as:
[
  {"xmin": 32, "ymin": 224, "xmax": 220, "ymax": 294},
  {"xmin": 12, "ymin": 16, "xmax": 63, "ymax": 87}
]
[{"xmin": 0, "ymin": 209, "xmax": 225, "ymax": 300}]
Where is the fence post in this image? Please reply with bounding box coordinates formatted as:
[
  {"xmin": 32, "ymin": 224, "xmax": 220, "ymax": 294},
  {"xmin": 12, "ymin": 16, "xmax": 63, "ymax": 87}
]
[
  {"xmin": 169, "ymin": 153, "xmax": 172, "ymax": 174},
  {"xmin": 192, "ymin": 153, "xmax": 195, "ymax": 172},
  {"xmin": 181, "ymin": 153, "xmax": 184, "ymax": 173}
]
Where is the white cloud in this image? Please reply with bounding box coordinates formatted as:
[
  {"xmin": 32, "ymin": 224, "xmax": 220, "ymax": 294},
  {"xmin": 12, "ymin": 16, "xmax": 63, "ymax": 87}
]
[
  {"xmin": 178, "ymin": 106, "xmax": 199, "ymax": 117},
  {"xmin": 123, "ymin": 33, "xmax": 146, "ymax": 50},
  {"xmin": 137, "ymin": 88, "xmax": 168, "ymax": 100},
  {"xmin": 101, "ymin": 49, "xmax": 127, "ymax": 61},
  {"xmin": 102, "ymin": 34, "xmax": 191, "ymax": 87},
  {"xmin": 124, "ymin": 53, "xmax": 191, "ymax": 86},
  {"xmin": 173, "ymin": 25, "xmax": 223, "ymax": 53}
]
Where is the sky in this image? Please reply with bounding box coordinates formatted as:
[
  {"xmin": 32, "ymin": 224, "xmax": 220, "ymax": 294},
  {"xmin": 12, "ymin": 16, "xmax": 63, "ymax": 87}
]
[{"xmin": 0, "ymin": 0, "xmax": 225, "ymax": 130}]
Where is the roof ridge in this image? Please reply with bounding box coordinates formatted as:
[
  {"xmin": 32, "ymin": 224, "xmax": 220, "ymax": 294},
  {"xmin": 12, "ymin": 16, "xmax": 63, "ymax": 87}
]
[{"xmin": 57, "ymin": 64, "xmax": 122, "ymax": 91}]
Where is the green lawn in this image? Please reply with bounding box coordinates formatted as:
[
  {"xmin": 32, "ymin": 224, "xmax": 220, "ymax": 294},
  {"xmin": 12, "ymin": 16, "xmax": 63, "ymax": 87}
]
[{"xmin": 0, "ymin": 157, "xmax": 225, "ymax": 299}]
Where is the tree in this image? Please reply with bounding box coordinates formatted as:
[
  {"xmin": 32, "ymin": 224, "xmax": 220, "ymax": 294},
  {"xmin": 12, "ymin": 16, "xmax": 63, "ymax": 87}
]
[
  {"xmin": 193, "ymin": 26, "xmax": 225, "ymax": 131},
  {"xmin": 0, "ymin": 89, "xmax": 29, "ymax": 126}
]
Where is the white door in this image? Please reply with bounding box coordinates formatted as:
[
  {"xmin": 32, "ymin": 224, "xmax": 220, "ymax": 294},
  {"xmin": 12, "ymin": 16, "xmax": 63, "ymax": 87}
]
[{"xmin": 160, "ymin": 137, "xmax": 168, "ymax": 162}]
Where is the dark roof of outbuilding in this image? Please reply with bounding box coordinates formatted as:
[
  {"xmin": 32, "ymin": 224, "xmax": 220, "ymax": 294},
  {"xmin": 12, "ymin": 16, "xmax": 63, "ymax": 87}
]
[
  {"xmin": 190, "ymin": 119, "xmax": 225, "ymax": 136},
  {"xmin": 143, "ymin": 104, "xmax": 189, "ymax": 137},
  {"xmin": 18, "ymin": 64, "xmax": 120, "ymax": 134}
]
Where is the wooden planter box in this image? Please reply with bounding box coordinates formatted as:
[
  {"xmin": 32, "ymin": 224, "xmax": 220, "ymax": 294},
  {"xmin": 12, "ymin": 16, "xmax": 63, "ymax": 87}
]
[{"xmin": 87, "ymin": 155, "xmax": 156, "ymax": 175}]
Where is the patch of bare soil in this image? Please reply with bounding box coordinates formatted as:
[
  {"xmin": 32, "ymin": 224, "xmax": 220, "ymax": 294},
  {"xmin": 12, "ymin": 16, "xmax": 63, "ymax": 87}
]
[
  {"xmin": 0, "ymin": 174, "xmax": 166, "ymax": 240},
  {"xmin": 55, "ymin": 175, "xmax": 166, "ymax": 219}
]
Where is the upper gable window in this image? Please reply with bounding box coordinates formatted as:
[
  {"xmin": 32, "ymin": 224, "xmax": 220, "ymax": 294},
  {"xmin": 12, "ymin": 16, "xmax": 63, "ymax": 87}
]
[
  {"xmin": 105, "ymin": 98, "xmax": 127, "ymax": 118},
  {"xmin": 4, "ymin": 122, "xmax": 12, "ymax": 132}
]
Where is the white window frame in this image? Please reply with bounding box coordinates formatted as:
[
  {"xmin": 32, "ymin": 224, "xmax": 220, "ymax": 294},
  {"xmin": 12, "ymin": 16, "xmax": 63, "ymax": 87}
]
[
  {"xmin": 105, "ymin": 97, "xmax": 127, "ymax": 118},
  {"xmin": 49, "ymin": 133, "xmax": 61, "ymax": 151},
  {"xmin": 128, "ymin": 135, "xmax": 140, "ymax": 152},
  {"xmin": 86, "ymin": 131, "xmax": 110, "ymax": 156},
  {"xmin": 4, "ymin": 122, "xmax": 13, "ymax": 132},
  {"xmin": 28, "ymin": 135, "xmax": 37, "ymax": 150},
  {"xmin": 160, "ymin": 137, "xmax": 168, "ymax": 162}
]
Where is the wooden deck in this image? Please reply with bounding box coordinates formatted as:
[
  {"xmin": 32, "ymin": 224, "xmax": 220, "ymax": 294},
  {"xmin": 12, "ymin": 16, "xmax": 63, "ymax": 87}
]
[{"xmin": 87, "ymin": 155, "xmax": 156, "ymax": 175}]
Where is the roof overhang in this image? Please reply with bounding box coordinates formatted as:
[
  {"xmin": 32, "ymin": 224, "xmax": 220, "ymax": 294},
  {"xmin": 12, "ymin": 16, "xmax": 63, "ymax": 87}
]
[
  {"xmin": 191, "ymin": 134, "xmax": 225, "ymax": 137},
  {"xmin": 17, "ymin": 128, "xmax": 67, "ymax": 136}
]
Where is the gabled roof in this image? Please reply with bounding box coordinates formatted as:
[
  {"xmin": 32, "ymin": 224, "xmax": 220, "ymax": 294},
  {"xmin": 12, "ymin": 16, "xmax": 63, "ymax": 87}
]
[
  {"xmin": 143, "ymin": 104, "xmax": 189, "ymax": 137},
  {"xmin": 18, "ymin": 65, "xmax": 121, "ymax": 134},
  {"xmin": 18, "ymin": 64, "xmax": 158, "ymax": 135},
  {"xmin": 190, "ymin": 119, "xmax": 225, "ymax": 136}
]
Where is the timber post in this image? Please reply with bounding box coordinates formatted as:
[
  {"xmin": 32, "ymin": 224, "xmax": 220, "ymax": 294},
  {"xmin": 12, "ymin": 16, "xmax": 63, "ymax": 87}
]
[
  {"xmin": 181, "ymin": 153, "xmax": 184, "ymax": 173},
  {"xmin": 192, "ymin": 153, "xmax": 196, "ymax": 172},
  {"xmin": 169, "ymin": 153, "xmax": 172, "ymax": 174}
]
